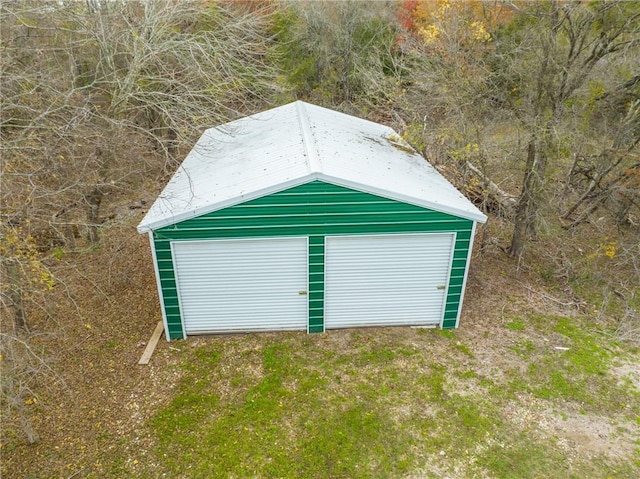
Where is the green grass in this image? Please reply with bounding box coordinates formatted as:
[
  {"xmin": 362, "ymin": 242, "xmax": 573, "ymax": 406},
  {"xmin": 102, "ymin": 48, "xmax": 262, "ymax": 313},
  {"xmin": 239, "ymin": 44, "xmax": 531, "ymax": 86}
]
[
  {"xmin": 142, "ymin": 322, "xmax": 639, "ymax": 478},
  {"xmin": 436, "ymin": 329, "xmax": 456, "ymax": 339},
  {"xmin": 503, "ymin": 315, "xmax": 640, "ymax": 414},
  {"xmin": 151, "ymin": 339, "xmax": 416, "ymax": 477},
  {"xmin": 480, "ymin": 433, "xmax": 577, "ymax": 479},
  {"xmin": 505, "ymin": 319, "xmax": 526, "ymax": 331}
]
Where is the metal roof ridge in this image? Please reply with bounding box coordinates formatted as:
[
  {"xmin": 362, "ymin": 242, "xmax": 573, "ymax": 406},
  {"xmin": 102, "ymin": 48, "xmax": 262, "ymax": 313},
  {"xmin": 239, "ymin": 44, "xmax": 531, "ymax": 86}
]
[{"xmin": 295, "ymin": 101, "xmax": 322, "ymax": 174}]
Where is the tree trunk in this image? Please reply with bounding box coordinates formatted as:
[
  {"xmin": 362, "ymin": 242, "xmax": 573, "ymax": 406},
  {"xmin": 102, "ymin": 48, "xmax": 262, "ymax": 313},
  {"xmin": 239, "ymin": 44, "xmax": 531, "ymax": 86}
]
[
  {"xmin": 509, "ymin": 137, "xmax": 547, "ymax": 258},
  {"xmin": 463, "ymin": 161, "xmax": 517, "ymax": 218},
  {"xmin": 18, "ymin": 403, "xmax": 39, "ymax": 444},
  {"xmin": 166, "ymin": 126, "xmax": 178, "ymax": 163},
  {"xmin": 4, "ymin": 258, "xmax": 27, "ymax": 333},
  {"xmin": 85, "ymin": 187, "xmax": 103, "ymax": 244}
]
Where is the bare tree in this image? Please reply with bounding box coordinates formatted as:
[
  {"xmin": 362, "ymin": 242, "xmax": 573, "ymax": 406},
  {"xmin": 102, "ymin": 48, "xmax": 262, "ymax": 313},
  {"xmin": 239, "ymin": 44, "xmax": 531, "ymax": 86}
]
[
  {"xmin": 0, "ymin": 0, "xmax": 280, "ymax": 443},
  {"xmin": 276, "ymin": 0, "xmax": 406, "ymax": 109},
  {"xmin": 498, "ymin": 1, "xmax": 640, "ymax": 258},
  {"xmin": 1, "ymin": 0, "xmax": 279, "ymax": 250}
]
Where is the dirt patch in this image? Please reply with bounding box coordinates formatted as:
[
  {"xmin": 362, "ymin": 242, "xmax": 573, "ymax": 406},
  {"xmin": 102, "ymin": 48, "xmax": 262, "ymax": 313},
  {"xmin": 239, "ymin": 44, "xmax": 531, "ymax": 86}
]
[
  {"xmin": 501, "ymin": 396, "xmax": 638, "ymax": 460},
  {"xmin": 554, "ymin": 412, "xmax": 638, "ymax": 459},
  {"xmin": 610, "ymin": 361, "xmax": 640, "ymax": 391}
]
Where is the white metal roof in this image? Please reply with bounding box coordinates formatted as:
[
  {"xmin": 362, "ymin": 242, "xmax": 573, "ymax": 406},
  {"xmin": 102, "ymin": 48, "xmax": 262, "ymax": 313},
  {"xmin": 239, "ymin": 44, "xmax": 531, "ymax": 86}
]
[{"xmin": 137, "ymin": 101, "xmax": 487, "ymax": 233}]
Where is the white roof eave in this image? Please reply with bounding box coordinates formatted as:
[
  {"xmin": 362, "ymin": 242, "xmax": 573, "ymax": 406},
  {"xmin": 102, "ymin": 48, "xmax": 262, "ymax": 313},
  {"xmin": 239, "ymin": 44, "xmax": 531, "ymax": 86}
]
[
  {"xmin": 137, "ymin": 173, "xmax": 320, "ymax": 233},
  {"xmin": 138, "ymin": 173, "xmax": 487, "ymax": 233},
  {"xmin": 314, "ymin": 173, "xmax": 488, "ymax": 223}
]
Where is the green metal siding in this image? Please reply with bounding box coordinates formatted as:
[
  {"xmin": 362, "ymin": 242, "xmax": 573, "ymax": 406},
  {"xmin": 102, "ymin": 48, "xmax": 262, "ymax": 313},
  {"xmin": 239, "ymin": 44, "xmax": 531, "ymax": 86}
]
[
  {"xmin": 308, "ymin": 236, "xmax": 324, "ymax": 333},
  {"xmin": 153, "ymin": 180, "xmax": 474, "ymax": 339}
]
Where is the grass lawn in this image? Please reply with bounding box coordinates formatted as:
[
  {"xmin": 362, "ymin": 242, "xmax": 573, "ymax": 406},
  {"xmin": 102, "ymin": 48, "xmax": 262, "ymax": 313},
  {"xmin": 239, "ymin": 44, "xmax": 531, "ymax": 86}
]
[{"xmin": 125, "ymin": 317, "xmax": 639, "ymax": 479}]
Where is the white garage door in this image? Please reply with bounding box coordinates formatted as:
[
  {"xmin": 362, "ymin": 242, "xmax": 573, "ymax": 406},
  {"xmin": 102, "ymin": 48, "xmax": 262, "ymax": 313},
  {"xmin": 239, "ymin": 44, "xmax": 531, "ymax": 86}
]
[
  {"xmin": 172, "ymin": 237, "xmax": 308, "ymax": 335},
  {"xmin": 324, "ymin": 233, "xmax": 454, "ymax": 329}
]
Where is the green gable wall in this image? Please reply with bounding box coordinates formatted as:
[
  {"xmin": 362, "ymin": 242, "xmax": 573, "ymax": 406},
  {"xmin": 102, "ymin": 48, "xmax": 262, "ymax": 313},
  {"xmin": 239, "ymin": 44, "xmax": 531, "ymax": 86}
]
[{"xmin": 152, "ymin": 180, "xmax": 474, "ymax": 339}]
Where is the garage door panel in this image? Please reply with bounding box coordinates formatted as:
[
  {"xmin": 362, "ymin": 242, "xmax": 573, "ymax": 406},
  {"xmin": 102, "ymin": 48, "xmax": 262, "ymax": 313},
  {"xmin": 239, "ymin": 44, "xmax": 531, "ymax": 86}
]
[
  {"xmin": 172, "ymin": 237, "xmax": 308, "ymax": 334},
  {"xmin": 325, "ymin": 234, "xmax": 454, "ymax": 329}
]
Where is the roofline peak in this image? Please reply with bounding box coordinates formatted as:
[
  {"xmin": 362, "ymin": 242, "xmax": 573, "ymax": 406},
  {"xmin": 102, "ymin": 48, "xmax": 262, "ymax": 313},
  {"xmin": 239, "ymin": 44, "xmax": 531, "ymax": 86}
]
[{"xmin": 295, "ymin": 101, "xmax": 322, "ymax": 173}]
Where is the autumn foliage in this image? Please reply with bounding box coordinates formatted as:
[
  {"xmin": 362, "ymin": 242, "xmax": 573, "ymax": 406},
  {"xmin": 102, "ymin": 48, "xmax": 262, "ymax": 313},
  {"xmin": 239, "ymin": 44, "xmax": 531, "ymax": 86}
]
[{"xmin": 398, "ymin": 0, "xmax": 515, "ymax": 51}]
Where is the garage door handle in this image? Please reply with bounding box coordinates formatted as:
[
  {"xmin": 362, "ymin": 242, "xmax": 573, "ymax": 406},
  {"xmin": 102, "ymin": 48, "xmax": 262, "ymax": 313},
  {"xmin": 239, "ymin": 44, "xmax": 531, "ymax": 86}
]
[
  {"xmin": 437, "ymin": 285, "xmax": 446, "ymax": 290},
  {"xmin": 298, "ymin": 291, "xmax": 308, "ymax": 295}
]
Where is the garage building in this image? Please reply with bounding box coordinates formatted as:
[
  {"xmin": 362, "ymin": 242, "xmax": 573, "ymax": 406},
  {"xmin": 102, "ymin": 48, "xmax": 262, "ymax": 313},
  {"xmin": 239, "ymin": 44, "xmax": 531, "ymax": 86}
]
[{"xmin": 137, "ymin": 101, "xmax": 487, "ymax": 340}]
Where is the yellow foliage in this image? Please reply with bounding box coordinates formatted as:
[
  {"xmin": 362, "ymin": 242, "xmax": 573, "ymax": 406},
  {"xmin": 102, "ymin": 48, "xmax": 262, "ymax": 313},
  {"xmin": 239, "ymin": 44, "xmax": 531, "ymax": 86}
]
[
  {"xmin": 410, "ymin": 0, "xmax": 514, "ymax": 51},
  {"xmin": 450, "ymin": 143, "xmax": 481, "ymax": 162},
  {"xmin": 0, "ymin": 226, "xmax": 55, "ymax": 292},
  {"xmin": 586, "ymin": 240, "xmax": 617, "ymax": 260},
  {"xmin": 402, "ymin": 123, "xmax": 428, "ymax": 152},
  {"xmin": 469, "ymin": 20, "xmax": 490, "ymax": 42},
  {"xmin": 603, "ymin": 242, "xmax": 616, "ymax": 259},
  {"xmin": 418, "ymin": 24, "xmax": 440, "ymax": 44}
]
